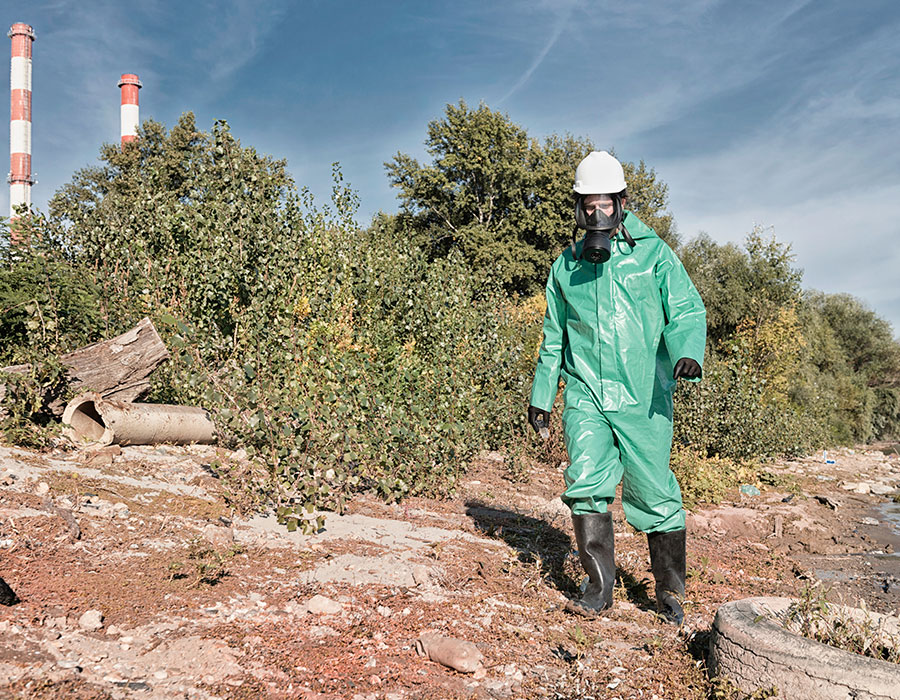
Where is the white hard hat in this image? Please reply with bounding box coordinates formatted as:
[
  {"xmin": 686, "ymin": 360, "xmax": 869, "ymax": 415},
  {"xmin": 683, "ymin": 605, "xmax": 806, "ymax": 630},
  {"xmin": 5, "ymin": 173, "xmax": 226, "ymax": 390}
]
[{"xmin": 573, "ymin": 151, "xmax": 626, "ymax": 195}]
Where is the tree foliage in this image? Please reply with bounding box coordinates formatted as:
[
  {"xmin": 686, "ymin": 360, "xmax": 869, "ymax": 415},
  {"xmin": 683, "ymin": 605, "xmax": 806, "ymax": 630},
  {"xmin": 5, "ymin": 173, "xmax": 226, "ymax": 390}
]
[
  {"xmin": 2, "ymin": 113, "xmax": 541, "ymax": 525},
  {"xmin": 3, "ymin": 102, "xmax": 899, "ymax": 521},
  {"xmin": 385, "ymin": 100, "xmax": 678, "ymax": 294},
  {"xmin": 680, "ymin": 228, "xmax": 803, "ymax": 345},
  {"xmin": 675, "ymin": 230, "xmax": 900, "ymax": 451}
]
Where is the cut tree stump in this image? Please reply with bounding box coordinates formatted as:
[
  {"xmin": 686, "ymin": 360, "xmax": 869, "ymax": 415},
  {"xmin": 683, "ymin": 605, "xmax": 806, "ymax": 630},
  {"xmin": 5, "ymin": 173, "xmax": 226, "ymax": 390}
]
[{"xmin": 0, "ymin": 317, "xmax": 170, "ymax": 415}]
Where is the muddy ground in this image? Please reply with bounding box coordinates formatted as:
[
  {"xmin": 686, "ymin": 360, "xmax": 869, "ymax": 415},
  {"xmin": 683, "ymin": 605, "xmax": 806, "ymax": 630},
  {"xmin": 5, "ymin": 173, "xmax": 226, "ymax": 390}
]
[{"xmin": 0, "ymin": 441, "xmax": 898, "ymax": 699}]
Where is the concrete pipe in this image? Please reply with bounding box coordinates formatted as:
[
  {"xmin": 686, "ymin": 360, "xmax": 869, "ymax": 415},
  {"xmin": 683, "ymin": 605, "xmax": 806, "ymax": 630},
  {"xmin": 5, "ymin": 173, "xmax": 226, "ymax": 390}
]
[{"xmin": 62, "ymin": 392, "xmax": 216, "ymax": 447}]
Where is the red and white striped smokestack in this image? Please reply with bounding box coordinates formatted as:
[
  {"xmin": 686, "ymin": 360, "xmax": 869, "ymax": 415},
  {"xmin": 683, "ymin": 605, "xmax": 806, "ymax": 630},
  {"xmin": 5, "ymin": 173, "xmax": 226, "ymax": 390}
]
[
  {"xmin": 118, "ymin": 73, "xmax": 141, "ymax": 145},
  {"xmin": 9, "ymin": 22, "xmax": 35, "ymax": 221}
]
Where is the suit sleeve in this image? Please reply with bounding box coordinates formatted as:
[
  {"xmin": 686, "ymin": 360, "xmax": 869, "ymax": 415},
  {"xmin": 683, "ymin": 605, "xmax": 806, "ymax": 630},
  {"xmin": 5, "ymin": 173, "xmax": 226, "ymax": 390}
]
[
  {"xmin": 529, "ymin": 264, "xmax": 567, "ymax": 411},
  {"xmin": 656, "ymin": 245, "xmax": 707, "ymax": 381}
]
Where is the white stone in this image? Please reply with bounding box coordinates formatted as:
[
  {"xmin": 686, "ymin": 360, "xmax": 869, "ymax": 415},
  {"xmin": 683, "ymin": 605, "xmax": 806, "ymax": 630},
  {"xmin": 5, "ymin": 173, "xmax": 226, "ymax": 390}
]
[
  {"xmin": 412, "ymin": 565, "xmax": 430, "ymax": 586},
  {"xmin": 78, "ymin": 610, "xmax": 104, "ymax": 631},
  {"xmin": 35, "ymin": 481, "xmax": 50, "ymax": 496},
  {"xmin": 306, "ymin": 594, "xmax": 343, "ymax": 615},
  {"xmin": 201, "ymin": 524, "xmax": 234, "ymax": 550}
]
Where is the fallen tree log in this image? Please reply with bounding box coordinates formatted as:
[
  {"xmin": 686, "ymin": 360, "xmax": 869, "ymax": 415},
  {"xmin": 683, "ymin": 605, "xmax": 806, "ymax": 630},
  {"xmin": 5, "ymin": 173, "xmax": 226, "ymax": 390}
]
[{"xmin": 0, "ymin": 317, "xmax": 170, "ymax": 415}]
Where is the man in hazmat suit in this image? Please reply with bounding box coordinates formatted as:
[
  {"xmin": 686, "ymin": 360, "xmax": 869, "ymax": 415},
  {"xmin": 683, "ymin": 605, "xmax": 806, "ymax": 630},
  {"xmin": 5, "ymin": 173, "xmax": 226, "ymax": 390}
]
[{"xmin": 527, "ymin": 151, "xmax": 706, "ymax": 625}]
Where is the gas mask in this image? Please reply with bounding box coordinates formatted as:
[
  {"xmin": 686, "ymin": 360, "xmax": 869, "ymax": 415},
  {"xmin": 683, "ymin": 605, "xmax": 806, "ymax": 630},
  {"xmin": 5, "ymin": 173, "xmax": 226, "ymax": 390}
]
[{"xmin": 574, "ymin": 194, "xmax": 624, "ymax": 264}]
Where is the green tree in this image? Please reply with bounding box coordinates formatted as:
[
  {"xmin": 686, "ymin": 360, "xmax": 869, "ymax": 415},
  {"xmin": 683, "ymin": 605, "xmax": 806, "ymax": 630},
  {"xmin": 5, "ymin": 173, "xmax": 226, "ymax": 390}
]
[
  {"xmin": 619, "ymin": 157, "xmax": 678, "ymax": 249},
  {"xmin": 799, "ymin": 292, "xmax": 900, "ymax": 441},
  {"xmin": 5, "ymin": 112, "xmax": 547, "ymax": 520},
  {"xmin": 385, "ymin": 100, "xmax": 678, "ymax": 294},
  {"xmin": 47, "ymin": 112, "xmax": 339, "ymax": 355},
  {"xmin": 0, "ymin": 213, "xmax": 104, "ymax": 365},
  {"xmin": 680, "ymin": 228, "xmax": 803, "ymax": 345}
]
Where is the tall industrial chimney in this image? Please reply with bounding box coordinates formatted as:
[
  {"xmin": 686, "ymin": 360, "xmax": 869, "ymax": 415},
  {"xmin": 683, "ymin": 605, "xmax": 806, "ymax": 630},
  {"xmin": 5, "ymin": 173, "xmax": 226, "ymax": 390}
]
[
  {"xmin": 118, "ymin": 73, "xmax": 141, "ymax": 145},
  {"xmin": 9, "ymin": 22, "xmax": 35, "ymax": 221}
]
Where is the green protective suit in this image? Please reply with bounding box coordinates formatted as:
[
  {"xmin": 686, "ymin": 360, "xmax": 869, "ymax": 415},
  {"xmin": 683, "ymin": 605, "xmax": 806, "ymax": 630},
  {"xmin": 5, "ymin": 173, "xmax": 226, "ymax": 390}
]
[{"xmin": 530, "ymin": 211, "xmax": 706, "ymax": 533}]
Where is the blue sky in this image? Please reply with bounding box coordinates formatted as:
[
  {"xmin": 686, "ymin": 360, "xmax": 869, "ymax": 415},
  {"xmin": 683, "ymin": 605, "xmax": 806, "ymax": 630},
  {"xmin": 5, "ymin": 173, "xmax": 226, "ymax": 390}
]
[{"xmin": 5, "ymin": 0, "xmax": 900, "ymax": 334}]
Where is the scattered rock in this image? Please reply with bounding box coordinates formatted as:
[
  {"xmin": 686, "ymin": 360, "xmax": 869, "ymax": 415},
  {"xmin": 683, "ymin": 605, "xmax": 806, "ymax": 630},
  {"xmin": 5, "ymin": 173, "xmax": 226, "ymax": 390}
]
[
  {"xmin": 85, "ymin": 451, "xmax": 116, "ymax": 466},
  {"xmin": 306, "ymin": 594, "xmax": 343, "ymax": 615},
  {"xmin": 861, "ymin": 517, "xmax": 880, "ymax": 526},
  {"xmin": 283, "ymin": 600, "xmax": 304, "ymax": 616},
  {"xmin": 412, "ymin": 565, "xmax": 430, "ymax": 586},
  {"xmin": 202, "ymin": 523, "xmax": 235, "ymax": 550},
  {"xmin": 309, "ymin": 624, "xmax": 340, "ymax": 639},
  {"xmin": 121, "ymin": 681, "xmax": 151, "ymax": 691},
  {"xmin": 376, "ymin": 605, "xmax": 392, "ymax": 618},
  {"xmin": 138, "ymin": 636, "xmax": 241, "ymax": 680},
  {"xmin": 78, "ymin": 609, "xmax": 104, "ymax": 631},
  {"xmin": 815, "ymin": 495, "xmax": 841, "ymax": 510},
  {"xmin": 416, "ymin": 631, "xmax": 486, "ymax": 677},
  {"xmin": 35, "ymin": 481, "xmax": 50, "ymax": 496}
]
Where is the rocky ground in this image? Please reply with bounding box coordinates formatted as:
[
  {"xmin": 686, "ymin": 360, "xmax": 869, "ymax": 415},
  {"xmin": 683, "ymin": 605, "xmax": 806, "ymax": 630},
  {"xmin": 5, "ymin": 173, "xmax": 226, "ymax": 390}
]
[{"xmin": 0, "ymin": 441, "xmax": 898, "ymax": 699}]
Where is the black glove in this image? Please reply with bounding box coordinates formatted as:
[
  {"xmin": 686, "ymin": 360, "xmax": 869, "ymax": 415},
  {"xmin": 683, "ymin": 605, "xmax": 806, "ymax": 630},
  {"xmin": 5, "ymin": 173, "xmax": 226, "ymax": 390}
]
[
  {"xmin": 527, "ymin": 405, "xmax": 551, "ymax": 437},
  {"xmin": 673, "ymin": 357, "xmax": 702, "ymax": 380}
]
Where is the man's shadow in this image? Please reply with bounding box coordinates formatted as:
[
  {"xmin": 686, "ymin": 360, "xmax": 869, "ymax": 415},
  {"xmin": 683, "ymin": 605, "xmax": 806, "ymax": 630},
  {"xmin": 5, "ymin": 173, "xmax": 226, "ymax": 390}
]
[{"xmin": 464, "ymin": 500, "xmax": 655, "ymax": 611}]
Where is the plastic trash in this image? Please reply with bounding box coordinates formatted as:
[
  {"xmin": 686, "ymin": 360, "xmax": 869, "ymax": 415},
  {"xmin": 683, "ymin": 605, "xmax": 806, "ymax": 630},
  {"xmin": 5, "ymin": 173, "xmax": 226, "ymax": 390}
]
[
  {"xmin": 823, "ymin": 450, "xmax": 835, "ymax": 464},
  {"xmin": 740, "ymin": 484, "xmax": 761, "ymax": 496}
]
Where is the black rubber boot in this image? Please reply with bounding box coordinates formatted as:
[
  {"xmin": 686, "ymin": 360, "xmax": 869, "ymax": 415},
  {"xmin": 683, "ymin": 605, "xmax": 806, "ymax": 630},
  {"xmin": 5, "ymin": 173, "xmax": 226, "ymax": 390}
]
[
  {"xmin": 567, "ymin": 512, "xmax": 616, "ymax": 617},
  {"xmin": 647, "ymin": 528, "xmax": 686, "ymax": 625}
]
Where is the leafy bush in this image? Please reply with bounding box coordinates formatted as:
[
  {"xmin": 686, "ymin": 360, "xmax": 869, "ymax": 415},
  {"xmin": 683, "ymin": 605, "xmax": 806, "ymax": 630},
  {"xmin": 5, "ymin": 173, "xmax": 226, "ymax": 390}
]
[
  {"xmin": 0, "ymin": 218, "xmax": 106, "ymax": 446},
  {"xmin": 670, "ymin": 445, "xmax": 754, "ymax": 509},
  {"xmin": 674, "ymin": 306, "xmax": 826, "ymax": 460},
  {"xmin": 0, "ymin": 356, "xmax": 69, "ymax": 448},
  {"xmin": 8, "ymin": 114, "xmax": 544, "ymax": 527},
  {"xmin": 4, "ymin": 105, "xmax": 900, "ymax": 527}
]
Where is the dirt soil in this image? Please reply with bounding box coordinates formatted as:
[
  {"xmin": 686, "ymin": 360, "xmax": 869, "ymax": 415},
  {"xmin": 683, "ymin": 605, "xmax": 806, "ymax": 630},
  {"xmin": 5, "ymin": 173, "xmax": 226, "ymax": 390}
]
[{"xmin": 1, "ymin": 442, "xmax": 899, "ymax": 699}]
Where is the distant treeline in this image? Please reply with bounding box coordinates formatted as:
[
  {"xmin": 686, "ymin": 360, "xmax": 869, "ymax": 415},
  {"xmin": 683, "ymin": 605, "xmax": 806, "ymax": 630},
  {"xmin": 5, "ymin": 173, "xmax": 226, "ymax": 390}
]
[{"xmin": 2, "ymin": 103, "xmax": 897, "ymax": 517}]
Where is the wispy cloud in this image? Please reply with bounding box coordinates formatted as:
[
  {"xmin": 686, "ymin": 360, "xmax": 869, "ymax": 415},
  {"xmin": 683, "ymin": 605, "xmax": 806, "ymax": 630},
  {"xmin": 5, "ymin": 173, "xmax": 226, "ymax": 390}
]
[
  {"xmin": 191, "ymin": 0, "xmax": 289, "ymax": 83},
  {"xmin": 497, "ymin": 1, "xmax": 577, "ymax": 105},
  {"xmin": 3, "ymin": 1, "xmax": 896, "ymax": 333}
]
